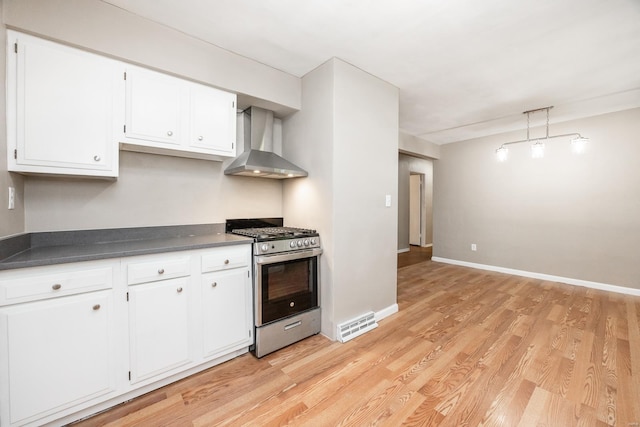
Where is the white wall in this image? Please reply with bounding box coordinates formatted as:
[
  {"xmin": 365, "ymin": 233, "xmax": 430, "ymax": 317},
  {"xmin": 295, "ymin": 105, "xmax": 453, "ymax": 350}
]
[
  {"xmin": 283, "ymin": 58, "xmax": 399, "ymax": 339},
  {"xmin": 399, "ymin": 131, "xmax": 441, "ymax": 160},
  {"xmin": 1, "ymin": 0, "xmax": 303, "ymax": 233},
  {"xmin": 433, "ymin": 108, "xmax": 640, "ymax": 290}
]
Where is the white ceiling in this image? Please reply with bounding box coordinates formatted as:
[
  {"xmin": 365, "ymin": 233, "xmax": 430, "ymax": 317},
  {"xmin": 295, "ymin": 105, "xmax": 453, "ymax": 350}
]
[{"xmin": 102, "ymin": 0, "xmax": 640, "ymax": 144}]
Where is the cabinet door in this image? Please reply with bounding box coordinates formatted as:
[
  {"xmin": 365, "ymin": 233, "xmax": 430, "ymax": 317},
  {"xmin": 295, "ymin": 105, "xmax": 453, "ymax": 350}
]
[
  {"xmin": 125, "ymin": 67, "xmax": 184, "ymax": 146},
  {"xmin": 7, "ymin": 31, "xmax": 121, "ymax": 177},
  {"xmin": 189, "ymin": 84, "xmax": 236, "ymax": 156},
  {"xmin": 128, "ymin": 277, "xmax": 192, "ymax": 384},
  {"xmin": 201, "ymin": 268, "xmax": 252, "ymax": 358},
  {"xmin": 0, "ymin": 291, "xmax": 116, "ymax": 425}
]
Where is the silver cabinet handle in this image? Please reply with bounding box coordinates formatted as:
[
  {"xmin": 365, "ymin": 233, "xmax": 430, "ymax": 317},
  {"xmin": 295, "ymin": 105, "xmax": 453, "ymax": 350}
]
[
  {"xmin": 52, "ymin": 284, "xmax": 62, "ymax": 290},
  {"xmin": 93, "ymin": 155, "xmax": 101, "ymax": 162},
  {"xmin": 177, "ymin": 287, "xmax": 183, "ymax": 293},
  {"xmin": 224, "ymin": 259, "xmax": 230, "ymax": 265},
  {"xmin": 93, "ymin": 304, "xmax": 101, "ymax": 311},
  {"xmin": 167, "ymin": 131, "xmax": 173, "ymax": 136},
  {"xmin": 158, "ymin": 268, "xmax": 165, "ymax": 274},
  {"xmin": 198, "ymin": 136, "xmax": 203, "ymax": 141},
  {"xmin": 211, "ymin": 282, "xmax": 217, "ymax": 288}
]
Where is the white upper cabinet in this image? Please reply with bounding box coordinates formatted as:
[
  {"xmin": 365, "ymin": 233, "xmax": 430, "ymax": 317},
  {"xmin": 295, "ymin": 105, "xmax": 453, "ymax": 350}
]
[
  {"xmin": 124, "ymin": 67, "xmax": 185, "ymax": 146},
  {"xmin": 5, "ymin": 31, "xmax": 239, "ymax": 180},
  {"xmin": 6, "ymin": 30, "xmax": 122, "ymax": 178},
  {"xmin": 122, "ymin": 66, "xmax": 237, "ymax": 160},
  {"xmin": 189, "ymin": 83, "xmax": 236, "ymax": 155}
]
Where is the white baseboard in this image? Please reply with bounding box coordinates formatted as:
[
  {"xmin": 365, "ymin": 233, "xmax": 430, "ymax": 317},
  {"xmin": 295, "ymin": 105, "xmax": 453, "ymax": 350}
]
[
  {"xmin": 376, "ymin": 303, "xmax": 399, "ymax": 322},
  {"xmin": 397, "ymin": 248, "xmax": 410, "ymax": 253},
  {"xmin": 431, "ymin": 257, "xmax": 640, "ymax": 297},
  {"xmin": 422, "ymin": 243, "xmax": 433, "ymax": 248}
]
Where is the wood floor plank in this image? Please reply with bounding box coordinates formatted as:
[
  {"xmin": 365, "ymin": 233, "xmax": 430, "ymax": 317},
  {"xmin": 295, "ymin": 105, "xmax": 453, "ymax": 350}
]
[
  {"xmin": 625, "ymin": 299, "xmax": 640, "ymax": 424},
  {"xmin": 71, "ymin": 255, "xmax": 640, "ymax": 427}
]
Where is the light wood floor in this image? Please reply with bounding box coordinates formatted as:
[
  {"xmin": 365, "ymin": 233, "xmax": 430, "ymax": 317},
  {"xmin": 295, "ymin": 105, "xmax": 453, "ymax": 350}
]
[{"xmin": 74, "ymin": 259, "xmax": 640, "ymax": 426}]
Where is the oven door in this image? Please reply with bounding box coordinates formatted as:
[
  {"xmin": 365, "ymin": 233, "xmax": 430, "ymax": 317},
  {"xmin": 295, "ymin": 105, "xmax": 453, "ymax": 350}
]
[{"xmin": 255, "ymin": 248, "xmax": 322, "ymax": 326}]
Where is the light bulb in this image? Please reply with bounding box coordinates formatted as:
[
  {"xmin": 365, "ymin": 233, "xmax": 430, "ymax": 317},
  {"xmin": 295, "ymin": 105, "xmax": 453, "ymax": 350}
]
[
  {"xmin": 571, "ymin": 136, "xmax": 589, "ymax": 154},
  {"xmin": 496, "ymin": 146, "xmax": 508, "ymax": 162},
  {"xmin": 531, "ymin": 141, "xmax": 545, "ymax": 159}
]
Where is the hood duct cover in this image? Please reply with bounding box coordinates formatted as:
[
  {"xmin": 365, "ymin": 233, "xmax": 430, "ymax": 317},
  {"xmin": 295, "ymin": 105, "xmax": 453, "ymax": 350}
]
[{"xmin": 224, "ymin": 107, "xmax": 308, "ymax": 179}]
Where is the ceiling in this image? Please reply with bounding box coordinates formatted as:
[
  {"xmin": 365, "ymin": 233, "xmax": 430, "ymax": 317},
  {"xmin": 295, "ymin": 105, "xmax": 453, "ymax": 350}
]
[{"xmin": 102, "ymin": 0, "xmax": 640, "ymax": 144}]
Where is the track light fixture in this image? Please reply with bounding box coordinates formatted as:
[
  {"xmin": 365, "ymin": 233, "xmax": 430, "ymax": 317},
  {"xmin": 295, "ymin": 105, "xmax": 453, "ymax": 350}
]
[{"xmin": 496, "ymin": 106, "xmax": 589, "ymax": 161}]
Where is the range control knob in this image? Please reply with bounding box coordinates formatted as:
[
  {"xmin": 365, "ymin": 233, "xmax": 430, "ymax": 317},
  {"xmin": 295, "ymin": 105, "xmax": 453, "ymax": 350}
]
[
  {"xmin": 290, "ymin": 241, "xmax": 296, "ymax": 248},
  {"xmin": 261, "ymin": 243, "xmax": 269, "ymax": 252},
  {"xmin": 310, "ymin": 238, "xmax": 317, "ymax": 245},
  {"xmin": 304, "ymin": 239, "xmax": 310, "ymax": 246},
  {"xmin": 297, "ymin": 240, "xmax": 303, "ymax": 247}
]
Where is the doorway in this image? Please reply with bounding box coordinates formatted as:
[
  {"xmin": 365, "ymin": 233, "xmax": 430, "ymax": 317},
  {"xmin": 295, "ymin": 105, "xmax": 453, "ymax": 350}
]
[
  {"xmin": 397, "ymin": 153, "xmax": 433, "ymax": 253},
  {"xmin": 409, "ymin": 173, "xmax": 423, "ymax": 246}
]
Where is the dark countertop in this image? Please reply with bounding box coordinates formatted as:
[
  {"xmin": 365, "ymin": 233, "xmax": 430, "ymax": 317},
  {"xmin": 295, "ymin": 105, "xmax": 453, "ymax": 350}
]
[{"xmin": 0, "ymin": 224, "xmax": 253, "ymax": 271}]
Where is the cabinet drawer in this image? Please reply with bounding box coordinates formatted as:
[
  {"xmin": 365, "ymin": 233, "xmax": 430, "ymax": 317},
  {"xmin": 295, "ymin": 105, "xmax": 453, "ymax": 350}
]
[
  {"xmin": 201, "ymin": 246, "xmax": 250, "ymax": 273},
  {"xmin": 127, "ymin": 256, "xmax": 190, "ymax": 285},
  {"xmin": 0, "ymin": 266, "xmax": 113, "ymax": 306}
]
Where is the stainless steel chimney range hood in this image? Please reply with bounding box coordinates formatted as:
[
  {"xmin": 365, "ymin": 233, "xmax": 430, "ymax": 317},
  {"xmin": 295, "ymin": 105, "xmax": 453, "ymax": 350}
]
[{"xmin": 224, "ymin": 107, "xmax": 307, "ymax": 179}]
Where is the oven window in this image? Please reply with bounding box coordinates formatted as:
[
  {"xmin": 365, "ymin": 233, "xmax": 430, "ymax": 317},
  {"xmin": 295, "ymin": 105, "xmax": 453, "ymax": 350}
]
[
  {"xmin": 264, "ymin": 259, "xmax": 311, "ymax": 300},
  {"xmin": 260, "ymin": 257, "xmax": 318, "ymax": 324}
]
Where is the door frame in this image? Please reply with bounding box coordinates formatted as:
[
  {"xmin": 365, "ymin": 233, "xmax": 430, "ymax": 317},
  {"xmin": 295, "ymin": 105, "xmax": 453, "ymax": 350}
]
[{"xmin": 409, "ymin": 172, "xmax": 424, "ymax": 246}]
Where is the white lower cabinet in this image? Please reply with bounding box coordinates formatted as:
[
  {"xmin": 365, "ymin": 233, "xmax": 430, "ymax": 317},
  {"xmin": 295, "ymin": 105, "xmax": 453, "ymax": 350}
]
[
  {"xmin": 128, "ymin": 277, "xmax": 192, "ymax": 384},
  {"xmin": 0, "ymin": 243, "xmax": 253, "ymax": 427},
  {"xmin": 0, "ymin": 290, "xmax": 117, "ymax": 427},
  {"xmin": 202, "ymin": 268, "xmax": 252, "ymax": 358}
]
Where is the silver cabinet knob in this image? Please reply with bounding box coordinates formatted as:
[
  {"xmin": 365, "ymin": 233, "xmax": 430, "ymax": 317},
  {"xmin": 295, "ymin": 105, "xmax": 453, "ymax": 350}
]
[
  {"xmin": 224, "ymin": 259, "xmax": 230, "ymax": 265},
  {"xmin": 167, "ymin": 131, "xmax": 173, "ymax": 136},
  {"xmin": 93, "ymin": 155, "xmax": 101, "ymax": 162},
  {"xmin": 52, "ymin": 284, "xmax": 62, "ymax": 290},
  {"xmin": 92, "ymin": 304, "xmax": 101, "ymax": 311},
  {"xmin": 158, "ymin": 268, "xmax": 165, "ymax": 274},
  {"xmin": 211, "ymin": 282, "xmax": 217, "ymax": 288},
  {"xmin": 198, "ymin": 136, "xmax": 203, "ymax": 141},
  {"xmin": 177, "ymin": 287, "xmax": 183, "ymax": 293}
]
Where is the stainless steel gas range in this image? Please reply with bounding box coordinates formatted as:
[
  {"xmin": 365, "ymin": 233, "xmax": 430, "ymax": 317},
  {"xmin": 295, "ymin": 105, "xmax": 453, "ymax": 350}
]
[{"xmin": 226, "ymin": 218, "xmax": 322, "ymax": 358}]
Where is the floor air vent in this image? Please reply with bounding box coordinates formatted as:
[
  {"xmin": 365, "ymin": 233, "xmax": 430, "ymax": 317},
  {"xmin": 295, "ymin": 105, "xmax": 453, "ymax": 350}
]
[{"xmin": 337, "ymin": 311, "xmax": 378, "ymax": 343}]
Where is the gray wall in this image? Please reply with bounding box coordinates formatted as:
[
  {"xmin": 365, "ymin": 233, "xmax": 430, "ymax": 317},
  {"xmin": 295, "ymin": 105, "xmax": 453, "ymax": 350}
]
[
  {"xmin": 433, "ymin": 108, "xmax": 640, "ymax": 290},
  {"xmin": 24, "ymin": 153, "xmax": 283, "ymax": 231},
  {"xmin": 1, "ymin": 0, "xmax": 303, "ymax": 233},
  {"xmin": 398, "ymin": 154, "xmax": 433, "ymax": 251},
  {"xmin": 283, "ymin": 58, "xmax": 399, "ymax": 339},
  {"xmin": 0, "ymin": 1, "xmax": 25, "ymax": 237}
]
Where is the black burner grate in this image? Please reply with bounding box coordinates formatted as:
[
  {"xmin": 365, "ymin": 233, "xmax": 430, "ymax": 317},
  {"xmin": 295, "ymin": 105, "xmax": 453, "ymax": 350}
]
[{"xmin": 231, "ymin": 226, "xmax": 317, "ymax": 240}]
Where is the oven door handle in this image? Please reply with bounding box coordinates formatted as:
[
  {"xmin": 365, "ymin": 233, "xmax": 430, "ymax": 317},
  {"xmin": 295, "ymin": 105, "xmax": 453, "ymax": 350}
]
[{"xmin": 255, "ymin": 248, "xmax": 323, "ymax": 265}]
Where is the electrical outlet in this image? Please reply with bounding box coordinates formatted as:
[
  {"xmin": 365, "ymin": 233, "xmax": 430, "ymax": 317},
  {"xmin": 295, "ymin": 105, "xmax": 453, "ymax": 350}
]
[
  {"xmin": 471, "ymin": 243, "xmax": 477, "ymax": 251},
  {"xmin": 385, "ymin": 195, "xmax": 391, "ymax": 207},
  {"xmin": 8, "ymin": 187, "xmax": 15, "ymax": 210}
]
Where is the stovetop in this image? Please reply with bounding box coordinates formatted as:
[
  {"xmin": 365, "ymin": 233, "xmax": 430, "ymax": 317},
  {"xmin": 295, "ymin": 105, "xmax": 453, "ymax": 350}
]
[
  {"xmin": 226, "ymin": 218, "xmax": 321, "ymax": 255},
  {"xmin": 231, "ymin": 226, "xmax": 318, "ymax": 241}
]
